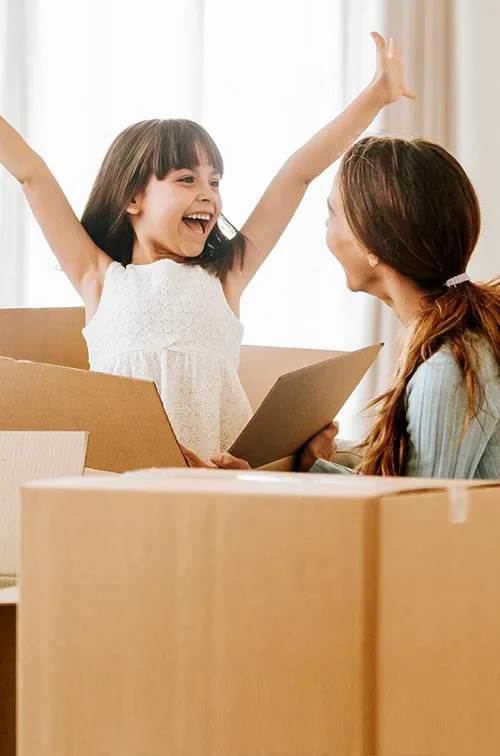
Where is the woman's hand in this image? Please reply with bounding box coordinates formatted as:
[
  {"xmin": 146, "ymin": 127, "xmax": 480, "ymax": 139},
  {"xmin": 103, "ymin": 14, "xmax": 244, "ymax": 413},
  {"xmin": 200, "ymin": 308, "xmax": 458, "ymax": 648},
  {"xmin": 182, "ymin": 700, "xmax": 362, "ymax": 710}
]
[
  {"xmin": 298, "ymin": 422, "xmax": 339, "ymax": 472},
  {"xmin": 370, "ymin": 32, "xmax": 416, "ymax": 105},
  {"xmin": 181, "ymin": 445, "xmax": 251, "ymax": 470}
]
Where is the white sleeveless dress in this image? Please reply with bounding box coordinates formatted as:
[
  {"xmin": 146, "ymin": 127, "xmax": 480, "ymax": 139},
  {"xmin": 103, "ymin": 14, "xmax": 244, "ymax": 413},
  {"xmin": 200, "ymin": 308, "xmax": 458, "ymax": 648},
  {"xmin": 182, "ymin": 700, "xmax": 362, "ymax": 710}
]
[{"xmin": 83, "ymin": 259, "xmax": 253, "ymax": 460}]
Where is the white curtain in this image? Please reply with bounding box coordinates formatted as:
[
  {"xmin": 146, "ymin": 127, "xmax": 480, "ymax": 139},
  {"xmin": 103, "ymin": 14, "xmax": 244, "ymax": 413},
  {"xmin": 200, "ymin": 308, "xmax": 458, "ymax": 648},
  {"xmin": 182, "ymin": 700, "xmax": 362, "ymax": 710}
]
[
  {"xmin": 0, "ymin": 0, "xmax": 31, "ymax": 306},
  {"xmin": 456, "ymin": 0, "xmax": 500, "ymax": 284},
  {"xmin": 364, "ymin": 0, "xmax": 457, "ymax": 400},
  {"xmin": 2, "ymin": 0, "xmax": 384, "ymax": 438}
]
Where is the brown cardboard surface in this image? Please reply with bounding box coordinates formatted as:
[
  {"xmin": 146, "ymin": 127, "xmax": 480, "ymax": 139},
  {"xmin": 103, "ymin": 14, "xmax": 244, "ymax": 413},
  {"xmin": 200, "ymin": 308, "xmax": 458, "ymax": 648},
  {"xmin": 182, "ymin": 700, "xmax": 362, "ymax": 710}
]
[
  {"xmin": 20, "ymin": 472, "xmax": 378, "ymax": 756},
  {"xmin": 0, "ymin": 307, "xmax": 382, "ymax": 470},
  {"xmin": 230, "ymin": 343, "xmax": 382, "ymax": 468},
  {"xmin": 0, "ymin": 307, "xmax": 341, "ymax": 409},
  {"xmin": 0, "ymin": 306, "xmax": 87, "ymax": 369},
  {"xmin": 239, "ymin": 343, "xmax": 342, "ymax": 410},
  {"xmin": 0, "ymin": 357, "xmax": 186, "ymax": 473},
  {"xmin": 377, "ymin": 483, "xmax": 500, "ymax": 755},
  {"xmin": 258, "ymin": 454, "xmax": 296, "ymax": 472},
  {"xmin": 17, "ymin": 473, "xmax": 500, "ymax": 754}
]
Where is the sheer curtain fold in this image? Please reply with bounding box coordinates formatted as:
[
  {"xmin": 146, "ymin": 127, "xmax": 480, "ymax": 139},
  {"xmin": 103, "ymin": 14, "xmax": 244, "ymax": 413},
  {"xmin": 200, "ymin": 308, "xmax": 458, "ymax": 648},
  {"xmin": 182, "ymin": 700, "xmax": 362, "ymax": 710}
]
[
  {"xmin": 363, "ymin": 0, "xmax": 457, "ymax": 407},
  {"xmin": 0, "ymin": 0, "xmax": 30, "ymax": 306}
]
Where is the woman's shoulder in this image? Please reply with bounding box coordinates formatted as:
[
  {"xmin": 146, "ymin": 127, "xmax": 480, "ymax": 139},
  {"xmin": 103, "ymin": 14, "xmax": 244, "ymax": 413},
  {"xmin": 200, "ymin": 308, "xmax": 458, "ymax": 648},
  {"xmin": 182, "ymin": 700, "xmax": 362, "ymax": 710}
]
[
  {"xmin": 407, "ymin": 339, "xmax": 499, "ymax": 401},
  {"xmin": 410, "ymin": 345, "xmax": 460, "ymax": 381}
]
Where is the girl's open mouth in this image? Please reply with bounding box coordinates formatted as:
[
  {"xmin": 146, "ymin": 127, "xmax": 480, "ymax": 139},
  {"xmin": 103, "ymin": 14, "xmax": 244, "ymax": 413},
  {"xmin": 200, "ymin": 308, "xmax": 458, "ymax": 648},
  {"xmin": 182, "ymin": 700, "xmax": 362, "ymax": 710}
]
[{"xmin": 182, "ymin": 213, "xmax": 211, "ymax": 235}]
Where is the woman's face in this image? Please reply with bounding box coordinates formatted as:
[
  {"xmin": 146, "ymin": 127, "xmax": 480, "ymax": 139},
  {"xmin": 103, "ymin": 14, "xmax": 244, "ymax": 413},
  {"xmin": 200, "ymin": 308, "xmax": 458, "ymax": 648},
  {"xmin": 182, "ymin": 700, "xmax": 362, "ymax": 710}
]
[{"xmin": 325, "ymin": 184, "xmax": 377, "ymax": 293}]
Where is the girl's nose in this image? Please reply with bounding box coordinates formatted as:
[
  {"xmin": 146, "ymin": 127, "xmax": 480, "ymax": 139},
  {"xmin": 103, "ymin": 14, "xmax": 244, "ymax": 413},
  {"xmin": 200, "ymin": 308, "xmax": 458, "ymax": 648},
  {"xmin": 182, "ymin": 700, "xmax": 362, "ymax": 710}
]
[{"xmin": 197, "ymin": 186, "xmax": 216, "ymax": 200}]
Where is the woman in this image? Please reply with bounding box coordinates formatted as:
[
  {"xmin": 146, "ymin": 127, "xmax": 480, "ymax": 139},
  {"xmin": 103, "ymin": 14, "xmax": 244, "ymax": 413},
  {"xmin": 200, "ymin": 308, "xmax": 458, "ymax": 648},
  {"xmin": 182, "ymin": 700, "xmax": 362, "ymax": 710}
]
[{"xmin": 187, "ymin": 136, "xmax": 500, "ymax": 479}]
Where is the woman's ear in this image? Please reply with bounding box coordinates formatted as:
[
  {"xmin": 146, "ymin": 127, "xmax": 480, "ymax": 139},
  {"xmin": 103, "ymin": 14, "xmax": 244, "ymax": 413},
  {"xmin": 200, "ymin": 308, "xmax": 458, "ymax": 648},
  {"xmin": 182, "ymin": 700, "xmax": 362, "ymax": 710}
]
[
  {"xmin": 367, "ymin": 253, "xmax": 379, "ymax": 268},
  {"xmin": 126, "ymin": 195, "xmax": 142, "ymax": 216}
]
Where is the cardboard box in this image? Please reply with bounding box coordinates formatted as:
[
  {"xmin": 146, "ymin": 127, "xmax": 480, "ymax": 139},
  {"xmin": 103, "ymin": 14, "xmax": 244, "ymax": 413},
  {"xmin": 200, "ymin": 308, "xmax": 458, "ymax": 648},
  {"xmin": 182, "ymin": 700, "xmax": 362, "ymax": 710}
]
[
  {"xmin": 19, "ymin": 471, "xmax": 379, "ymax": 756},
  {"xmin": 377, "ymin": 482, "xmax": 500, "ymax": 755},
  {"xmin": 0, "ymin": 307, "xmax": 381, "ymax": 472},
  {"xmin": 0, "ymin": 305, "xmax": 344, "ymax": 406},
  {"xmin": 0, "ymin": 431, "xmax": 87, "ymax": 756},
  {"xmin": 19, "ymin": 471, "xmax": 500, "ymax": 755},
  {"xmin": 0, "ymin": 431, "xmax": 88, "ymax": 580}
]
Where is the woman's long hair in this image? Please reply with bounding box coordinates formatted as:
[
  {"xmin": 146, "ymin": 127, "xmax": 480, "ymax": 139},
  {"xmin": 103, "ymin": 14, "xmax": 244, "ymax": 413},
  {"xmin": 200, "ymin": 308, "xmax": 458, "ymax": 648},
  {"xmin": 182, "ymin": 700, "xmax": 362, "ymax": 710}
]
[{"xmin": 337, "ymin": 136, "xmax": 500, "ymax": 475}]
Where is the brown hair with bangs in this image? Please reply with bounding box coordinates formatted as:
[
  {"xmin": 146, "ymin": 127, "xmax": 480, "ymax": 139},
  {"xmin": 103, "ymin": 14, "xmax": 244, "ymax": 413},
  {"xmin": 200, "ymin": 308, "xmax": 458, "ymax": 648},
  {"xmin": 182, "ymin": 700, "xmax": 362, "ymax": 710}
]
[
  {"xmin": 81, "ymin": 119, "xmax": 245, "ymax": 279},
  {"xmin": 336, "ymin": 136, "xmax": 500, "ymax": 476}
]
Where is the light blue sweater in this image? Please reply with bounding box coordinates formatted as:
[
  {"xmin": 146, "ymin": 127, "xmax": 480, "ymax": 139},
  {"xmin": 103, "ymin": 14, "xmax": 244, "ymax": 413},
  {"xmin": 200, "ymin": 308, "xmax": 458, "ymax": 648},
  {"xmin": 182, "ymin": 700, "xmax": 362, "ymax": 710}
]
[{"xmin": 311, "ymin": 342, "xmax": 500, "ymax": 480}]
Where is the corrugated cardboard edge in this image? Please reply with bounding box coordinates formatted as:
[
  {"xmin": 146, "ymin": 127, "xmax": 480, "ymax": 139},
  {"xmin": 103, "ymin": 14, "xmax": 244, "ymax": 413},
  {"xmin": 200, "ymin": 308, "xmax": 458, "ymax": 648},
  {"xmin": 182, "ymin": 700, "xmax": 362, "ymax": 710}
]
[
  {"xmin": 0, "ymin": 577, "xmax": 17, "ymax": 590},
  {"xmin": 0, "ymin": 431, "xmax": 89, "ymax": 577}
]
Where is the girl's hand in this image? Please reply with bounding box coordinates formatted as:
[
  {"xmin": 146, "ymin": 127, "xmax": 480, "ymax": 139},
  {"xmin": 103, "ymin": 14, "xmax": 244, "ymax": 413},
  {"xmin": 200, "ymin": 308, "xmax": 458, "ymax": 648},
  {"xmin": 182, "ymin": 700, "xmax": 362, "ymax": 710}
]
[
  {"xmin": 370, "ymin": 32, "xmax": 416, "ymax": 105},
  {"xmin": 209, "ymin": 453, "xmax": 252, "ymax": 470},
  {"xmin": 180, "ymin": 445, "xmax": 214, "ymax": 468},
  {"xmin": 181, "ymin": 445, "xmax": 251, "ymax": 470}
]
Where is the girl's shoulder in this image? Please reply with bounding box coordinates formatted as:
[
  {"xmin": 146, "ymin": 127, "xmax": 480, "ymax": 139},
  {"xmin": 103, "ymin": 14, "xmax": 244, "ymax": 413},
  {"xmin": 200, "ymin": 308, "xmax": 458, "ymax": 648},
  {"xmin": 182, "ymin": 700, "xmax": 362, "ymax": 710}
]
[
  {"xmin": 104, "ymin": 259, "xmax": 218, "ymax": 293},
  {"xmin": 124, "ymin": 258, "xmax": 216, "ymax": 281}
]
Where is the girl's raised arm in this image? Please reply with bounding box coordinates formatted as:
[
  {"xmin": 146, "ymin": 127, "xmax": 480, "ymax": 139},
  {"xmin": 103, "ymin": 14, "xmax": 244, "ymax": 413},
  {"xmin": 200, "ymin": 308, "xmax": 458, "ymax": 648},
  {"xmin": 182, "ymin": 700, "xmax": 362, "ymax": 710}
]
[
  {"xmin": 0, "ymin": 115, "xmax": 111, "ymax": 307},
  {"xmin": 225, "ymin": 34, "xmax": 415, "ymax": 304}
]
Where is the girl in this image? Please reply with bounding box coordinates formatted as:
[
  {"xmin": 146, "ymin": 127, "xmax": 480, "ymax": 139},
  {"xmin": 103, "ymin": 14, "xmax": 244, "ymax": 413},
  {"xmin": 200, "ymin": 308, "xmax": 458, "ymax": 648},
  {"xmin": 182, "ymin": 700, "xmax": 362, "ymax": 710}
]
[
  {"xmin": 200, "ymin": 138, "xmax": 500, "ymax": 478},
  {"xmin": 0, "ymin": 33, "xmax": 413, "ymax": 460}
]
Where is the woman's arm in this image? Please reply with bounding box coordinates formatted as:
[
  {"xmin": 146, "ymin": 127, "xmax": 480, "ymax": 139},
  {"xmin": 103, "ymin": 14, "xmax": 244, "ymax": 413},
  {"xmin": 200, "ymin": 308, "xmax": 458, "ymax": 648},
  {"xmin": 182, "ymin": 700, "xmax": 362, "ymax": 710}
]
[{"xmin": 405, "ymin": 351, "xmax": 497, "ymax": 479}]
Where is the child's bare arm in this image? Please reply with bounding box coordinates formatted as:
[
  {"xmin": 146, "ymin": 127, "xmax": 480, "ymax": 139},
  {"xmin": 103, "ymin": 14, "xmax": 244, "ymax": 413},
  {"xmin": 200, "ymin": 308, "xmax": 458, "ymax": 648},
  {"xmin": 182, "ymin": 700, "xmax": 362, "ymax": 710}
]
[
  {"xmin": 224, "ymin": 34, "xmax": 415, "ymax": 303},
  {"xmin": 0, "ymin": 115, "xmax": 110, "ymax": 306}
]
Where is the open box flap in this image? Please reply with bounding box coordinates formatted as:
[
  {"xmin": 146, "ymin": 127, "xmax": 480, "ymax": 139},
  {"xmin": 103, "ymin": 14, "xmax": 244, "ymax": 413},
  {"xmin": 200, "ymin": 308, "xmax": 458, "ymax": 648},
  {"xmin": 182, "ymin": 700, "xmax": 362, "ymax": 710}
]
[{"xmin": 230, "ymin": 343, "xmax": 383, "ymax": 468}]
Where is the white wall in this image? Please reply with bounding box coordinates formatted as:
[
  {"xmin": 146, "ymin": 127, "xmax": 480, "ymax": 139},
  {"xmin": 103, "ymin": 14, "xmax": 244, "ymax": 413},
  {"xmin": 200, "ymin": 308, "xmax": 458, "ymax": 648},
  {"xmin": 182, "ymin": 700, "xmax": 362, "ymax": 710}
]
[{"xmin": 456, "ymin": 0, "xmax": 500, "ymax": 282}]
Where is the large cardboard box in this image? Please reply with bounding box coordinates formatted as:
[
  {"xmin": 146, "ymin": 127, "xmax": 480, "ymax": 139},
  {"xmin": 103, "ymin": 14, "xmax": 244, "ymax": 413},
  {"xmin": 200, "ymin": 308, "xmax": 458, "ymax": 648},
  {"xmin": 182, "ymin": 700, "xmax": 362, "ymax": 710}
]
[
  {"xmin": 0, "ymin": 307, "xmax": 381, "ymax": 472},
  {"xmin": 19, "ymin": 472, "xmax": 381, "ymax": 756},
  {"xmin": 19, "ymin": 471, "xmax": 500, "ymax": 755},
  {"xmin": 377, "ymin": 483, "xmax": 500, "ymax": 755}
]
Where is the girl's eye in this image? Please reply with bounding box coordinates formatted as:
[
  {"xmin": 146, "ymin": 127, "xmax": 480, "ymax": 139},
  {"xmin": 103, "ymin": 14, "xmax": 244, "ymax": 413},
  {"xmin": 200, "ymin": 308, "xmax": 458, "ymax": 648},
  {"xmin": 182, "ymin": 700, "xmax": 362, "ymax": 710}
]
[
  {"xmin": 179, "ymin": 176, "xmax": 194, "ymax": 184},
  {"xmin": 211, "ymin": 180, "xmax": 220, "ymax": 188}
]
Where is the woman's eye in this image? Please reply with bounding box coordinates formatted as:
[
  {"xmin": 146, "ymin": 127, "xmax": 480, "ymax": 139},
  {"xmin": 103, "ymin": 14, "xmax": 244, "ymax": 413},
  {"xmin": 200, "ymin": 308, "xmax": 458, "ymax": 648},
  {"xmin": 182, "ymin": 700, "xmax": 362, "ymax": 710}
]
[
  {"xmin": 179, "ymin": 176, "xmax": 194, "ymax": 184},
  {"xmin": 211, "ymin": 180, "xmax": 220, "ymax": 188}
]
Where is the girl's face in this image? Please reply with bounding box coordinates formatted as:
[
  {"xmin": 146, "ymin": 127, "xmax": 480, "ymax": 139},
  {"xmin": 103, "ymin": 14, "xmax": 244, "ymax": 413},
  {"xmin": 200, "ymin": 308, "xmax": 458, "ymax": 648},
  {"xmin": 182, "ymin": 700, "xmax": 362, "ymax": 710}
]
[
  {"xmin": 128, "ymin": 160, "xmax": 222, "ymax": 262},
  {"xmin": 325, "ymin": 185, "xmax": 376, "ymax": 292}
]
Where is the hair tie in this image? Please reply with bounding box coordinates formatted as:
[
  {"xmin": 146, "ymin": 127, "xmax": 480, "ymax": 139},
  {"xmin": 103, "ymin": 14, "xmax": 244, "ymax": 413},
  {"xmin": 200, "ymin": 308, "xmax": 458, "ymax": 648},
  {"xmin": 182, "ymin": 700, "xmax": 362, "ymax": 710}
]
[{"xmin": 445, "ymin": 273, "xmax": 471, "ymax": 288}]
